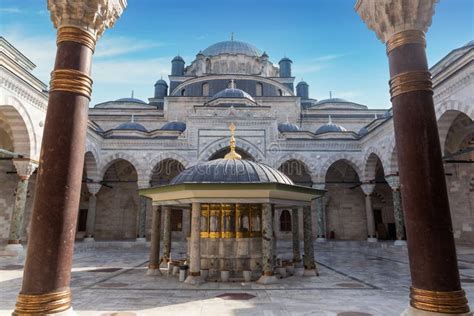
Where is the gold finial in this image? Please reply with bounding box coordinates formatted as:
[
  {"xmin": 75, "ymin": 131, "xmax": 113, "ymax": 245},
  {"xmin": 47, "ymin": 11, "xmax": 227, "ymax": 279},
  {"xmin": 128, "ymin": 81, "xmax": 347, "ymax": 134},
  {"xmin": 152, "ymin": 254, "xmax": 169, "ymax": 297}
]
[{"xmin": 224, "ymin": 123, "xmax": 242, "ymax": 160}]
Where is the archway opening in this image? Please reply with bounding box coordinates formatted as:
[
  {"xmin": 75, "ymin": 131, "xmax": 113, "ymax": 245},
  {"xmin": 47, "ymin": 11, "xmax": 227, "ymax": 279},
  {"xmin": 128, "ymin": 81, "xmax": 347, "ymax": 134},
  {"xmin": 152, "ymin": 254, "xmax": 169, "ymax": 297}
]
[{"xmin": 278, "ymin": 159, "xmax": 312, "ymax": 187}]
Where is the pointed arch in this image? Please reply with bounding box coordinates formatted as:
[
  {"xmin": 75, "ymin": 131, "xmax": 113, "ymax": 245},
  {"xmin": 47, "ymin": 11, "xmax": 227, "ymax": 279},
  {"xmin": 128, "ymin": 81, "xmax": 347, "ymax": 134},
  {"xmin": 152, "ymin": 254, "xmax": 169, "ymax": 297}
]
[
  {"xmin": 99, "ymin": 152, "xmax": 143, "ymax": 181},
  {"xmin": 318, "ymin": 153, "xmax": 362, "ymax": 184},
  {"xmin": 362, "ymin": 147, "xmax": 386, "ymax": 182},
  {"xmin": 274, "ymin": 153, "xmax": 317, "ymax": 181},
  {"xmin": 199, "ymin": 137, "xmax": 265, "ymax": 162},
  {"xmin": 146, "ymin": 152, "xmax": 190, "ymax": 184}
]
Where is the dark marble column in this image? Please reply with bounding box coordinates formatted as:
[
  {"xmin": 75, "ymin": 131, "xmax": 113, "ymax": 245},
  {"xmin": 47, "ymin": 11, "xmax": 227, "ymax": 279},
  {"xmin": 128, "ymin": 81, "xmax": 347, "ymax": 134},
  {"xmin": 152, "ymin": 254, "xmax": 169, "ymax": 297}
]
[
  {"xmin": 161, "ymin": 206, "xmax": 172, "ymax": 265},
  {"xmin": 185, "ymin": 202, "xmax": 203, "ymax": 284},
  {"xmin": 386, "ymin": 175, "xmax": 406, "ymax": 245},
  {"xmin": 361, "ymin": 183, "xmax": 377, "ymax": 242},
  {"xmin": 12, "ymin": 3, "xmax": 126, "ymax": 314},
  {"xmin": 303, "ymin": 206, "xmax": 317, "ymax": 276},
  {"xmin": 147, "ymin": 206, "xmax": 161, "ymax": 276},
  {"xmin": 84, "ymin": 182, "xmax": 101, "ymax": 242},
  {"xmin": 291, "ymin": 208, "xmax": 301, "ymax": 263},
  {"xmin": 136, "ymin": 196, "xmax": 148, "ymax": 242},
  {"xmin": 356, "ymin": 1, "xmax": 469, "ymax": 313},
  {"xmin": 315, "ymin": 197, "xmax": 326, "ymax": 242},
  {"xmin": 257, "ymin": 203, "xmax": 277, "ymax": 284}
]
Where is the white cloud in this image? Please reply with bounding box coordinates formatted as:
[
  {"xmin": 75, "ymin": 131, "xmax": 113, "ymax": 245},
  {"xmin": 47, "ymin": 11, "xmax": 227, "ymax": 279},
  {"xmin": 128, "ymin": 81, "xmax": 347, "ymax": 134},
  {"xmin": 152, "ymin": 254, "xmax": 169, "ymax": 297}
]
[
  {"xmin": 292, "ymin": 53, "xmax": 350, "ymax": 75},
  {"xmin": 95, "ymin": 37, "xmax": 166, "ymax": 58},
  {"xmin": 0, "ymin": 7, "xmax": 22, "ymax": 14}
]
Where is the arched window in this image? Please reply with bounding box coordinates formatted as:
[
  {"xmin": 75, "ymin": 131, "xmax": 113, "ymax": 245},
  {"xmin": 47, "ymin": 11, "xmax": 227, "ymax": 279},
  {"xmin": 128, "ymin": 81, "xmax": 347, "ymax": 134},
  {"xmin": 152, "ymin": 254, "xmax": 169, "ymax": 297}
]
[
  {"xmin": 256, "ymin": 82, "xmax": 263, "ymax": 97},
  {"xmin": 280, "ymin": 210, "xmax": 292, "ymax": 232},
  {"xmin": 278, "ymin": 89, "xmax": 283, "ymax": 96},
  {"xmin": 181, "ymin": 89, "xmax": 186, "ymax": 96},
  {"xmin": 206, "ymin": 59, "xmax": 211, "ymax": 73},
  {"xmin": 202, "ymin": 82, "xmax": 209, "ymax": 96}
]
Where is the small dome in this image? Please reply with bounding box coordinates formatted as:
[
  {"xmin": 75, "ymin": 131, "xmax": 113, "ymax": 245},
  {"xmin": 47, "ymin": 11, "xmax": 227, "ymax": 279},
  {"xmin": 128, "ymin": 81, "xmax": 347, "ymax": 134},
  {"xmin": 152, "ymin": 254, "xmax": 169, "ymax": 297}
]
[
  {"xmin": 315, "ymin": 118, "xmax": 347, "ymax": 134},
  {"xmin": 115, "ymin": 97, "xmax": 147, "ymax": 104},
  {"xmin": 154, "ymin": 79, "xmax": 168, "ymax": 86},
  {"xmin": 211, "ymin": 88, "xmax": 255, "ymax": 102},
  {"xmin": 116, "ymin": 122, "xmax": 148, "ymax": 132},
  {"xmin": 358, "ymin": 126, "xmax": 369, "ymax": 136},
  {"xmin": 202, "ymin": 41, "xmax": 262, "ymax": 57},
  {"xmin": 315, "ymin": 98, "xmax": 349, "ymax": 105},
  {"xmin": 279, "ymin": 57, "xmax": 293, "ymax": 63},
  {"xmin": 170, "ymin": 159, "xmax": 293, "ymax": 185},
  {"xmin": 296, "ymin": 81, "xmax": 308, "ymax": 87},
  {"xmin": 161, "ymin": 121, "xmax": 186, "ymax": 132},
  {"xmin": 172, "ymin": 55, "xmax": 184, "ymax": 62},
  {"xmin": 278, "ymin": 122, "xmax": 300, "ymax": 132}
]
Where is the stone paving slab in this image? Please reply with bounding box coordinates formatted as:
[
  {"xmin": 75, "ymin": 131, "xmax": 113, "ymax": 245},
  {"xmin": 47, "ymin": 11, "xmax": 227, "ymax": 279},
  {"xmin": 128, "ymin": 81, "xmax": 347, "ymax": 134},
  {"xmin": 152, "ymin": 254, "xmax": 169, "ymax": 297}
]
[{"xmin": 0, "ymin": 242, "xmax": 473, "ymax": 316}]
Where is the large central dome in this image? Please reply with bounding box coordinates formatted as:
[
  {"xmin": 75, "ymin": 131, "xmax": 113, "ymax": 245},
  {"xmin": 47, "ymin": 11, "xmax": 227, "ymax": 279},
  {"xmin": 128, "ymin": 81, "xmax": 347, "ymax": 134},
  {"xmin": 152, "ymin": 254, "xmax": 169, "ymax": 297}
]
[{"xmin": 202, "ymin": 41, "xmax": 263, "ymax": 57}]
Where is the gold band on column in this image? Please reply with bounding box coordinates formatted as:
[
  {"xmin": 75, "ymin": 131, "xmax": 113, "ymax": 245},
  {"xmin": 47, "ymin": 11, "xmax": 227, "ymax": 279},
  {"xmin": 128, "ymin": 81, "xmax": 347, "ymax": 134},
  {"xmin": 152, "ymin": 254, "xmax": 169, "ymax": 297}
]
[
  {"xmin": 389, "ymin": 71, "xmax": 432, "ymax": 100},
  {"xmin": 410, "ymin": 287, "xmax": 470, "ymax": 314},
  {"xmin": 50, "ymin": 69, "xmax": 93, "ymax": 99},
  {"xmin": 386, "ymin": 30, "xmax": 426, "ymax": 54},
  {"xmin": 57, "ymin": 26, "xmax": 96, "ymax": 52},
  {"xmin": 13, "ymin": 288, "xmax": 71, "ymax": 315}
]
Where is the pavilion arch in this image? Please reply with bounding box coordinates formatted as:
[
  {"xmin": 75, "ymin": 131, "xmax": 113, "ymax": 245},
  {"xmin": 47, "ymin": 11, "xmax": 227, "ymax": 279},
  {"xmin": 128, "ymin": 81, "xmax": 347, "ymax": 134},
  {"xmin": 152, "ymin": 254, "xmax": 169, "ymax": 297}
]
[
  {"xmin": 146, "ymin": 152, "xmax": 190, "ymax": 185},
  {"xmin": 0, "ymin": 97, "xmax": 36, "ymax": 158},
  {"xmin": 274, "ymin": 153, "xmax": 317, "ymax": 178},
  {"xmin": 199, "ymin": 137, "xmax": 265, "ymax": 162},
  {"xmin": 362, "ymin": 148, "xmax": 386, "ymax": 182},
  {"xmin": 318, "ymin": 154, "xmax": 363, "ymax": 184},
  {"xmin": 99, "ymin": 153, "xmax": 143, "ymax": 181}
]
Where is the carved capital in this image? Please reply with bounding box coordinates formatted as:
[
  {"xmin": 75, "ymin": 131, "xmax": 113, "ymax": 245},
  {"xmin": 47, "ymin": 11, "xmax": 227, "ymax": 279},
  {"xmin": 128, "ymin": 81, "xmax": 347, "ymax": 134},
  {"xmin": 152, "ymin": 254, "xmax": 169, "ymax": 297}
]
[
  {"xmin": 355, "ymin": 0, "xmax": 438, "ymax": 43},
  {"xmin": 86, "ymin": 182, "xmax": 102, "ymax": 195},
  {"xmin": 360, "ymin": 183, "xmax": 376, "ymax": 196},
  {"xmin": 13, "ymin": 158, "xmax": 38, "ymax": 180},
  {"xmin": 385, "ymin": 175, "xmax": 400, "ymax": 191},
  {"xmin": 48, "ymin": 0, "xmax": 127, "ymax": 40}
]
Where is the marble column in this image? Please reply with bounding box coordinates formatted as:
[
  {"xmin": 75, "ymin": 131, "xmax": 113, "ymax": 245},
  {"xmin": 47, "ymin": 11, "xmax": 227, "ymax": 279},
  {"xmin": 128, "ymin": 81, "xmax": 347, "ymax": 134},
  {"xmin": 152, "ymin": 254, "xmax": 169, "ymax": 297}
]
[
  {"xmin": 185, "ymin": 202, "xmax": 203, "ymax": 284},
  {"xmin": 386, "ymin": 176, "xmax": 406, "ymax": 246},
  {"xmin": 291, "ymin": 208, "xmax": 301, "ymax": 264},
  {"xmin": 303, "ymin": 206, "xmax": 317, "ymax": 276},
  {"xmin": 315, "ymin": 197, "xmax": 326, "ymax": 242},
  {"xmin": 136, "ymin": 196, "xmax": 148, "ymax": 242},
  {"xmin": 84, "ymin": 182, "xmax": 101, "ymax": 242},
  {"xmin": 161, "ymin": 206, "xmax": 172, "ymax": 266},
  {"xmin": 360, "ymin": 183, "xmax": 377, "ymax": 242},
  {"xmin": 13, "ymin": 2, "xmax": 126, "ymax": 314},
  {"xmin": 257, "ymin": 203, "xmax": 277, "ymax": 284},
  {"xmin": 147, "ymin": 206, "xmax": 161, "ymax": 276},
  {"xmin": 356, "ymin": 1, "xmax": 470, "ymax": 314},
  {"xmin": 6, "ymin": 159, "xmax": 37, "ymax": 255}
]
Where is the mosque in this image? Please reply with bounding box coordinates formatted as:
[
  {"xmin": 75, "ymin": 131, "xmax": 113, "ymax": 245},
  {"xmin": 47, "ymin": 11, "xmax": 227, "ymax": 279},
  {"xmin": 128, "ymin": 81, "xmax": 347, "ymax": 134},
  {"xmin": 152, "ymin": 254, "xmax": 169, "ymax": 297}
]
[{"xmin": 0, "ymin": 36, "xmax": 473, "ymax": 257}]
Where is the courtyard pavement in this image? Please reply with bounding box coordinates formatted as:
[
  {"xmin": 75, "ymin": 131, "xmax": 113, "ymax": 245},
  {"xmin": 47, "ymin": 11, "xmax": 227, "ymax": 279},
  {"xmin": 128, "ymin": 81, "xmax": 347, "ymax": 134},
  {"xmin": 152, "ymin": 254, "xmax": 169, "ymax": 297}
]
[{"xmin": 0, "ymin": 241, "xmax": 473, "ymax": 316}]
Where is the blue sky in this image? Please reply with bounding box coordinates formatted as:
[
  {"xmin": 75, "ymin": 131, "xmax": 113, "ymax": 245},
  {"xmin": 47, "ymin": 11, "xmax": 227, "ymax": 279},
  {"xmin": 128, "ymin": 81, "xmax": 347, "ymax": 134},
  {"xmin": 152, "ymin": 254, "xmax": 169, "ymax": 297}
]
[{"xmin": 1, "ymin": 0, "xmax": 473, "ymax": 108}]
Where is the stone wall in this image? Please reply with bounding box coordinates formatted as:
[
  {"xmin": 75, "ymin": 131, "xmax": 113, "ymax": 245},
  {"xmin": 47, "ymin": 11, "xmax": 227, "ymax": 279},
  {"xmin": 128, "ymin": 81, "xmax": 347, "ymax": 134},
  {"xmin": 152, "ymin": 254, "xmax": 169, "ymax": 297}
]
[{"xmin": 0, "ymin": 160, "xmax": 16, "ymax": 245}]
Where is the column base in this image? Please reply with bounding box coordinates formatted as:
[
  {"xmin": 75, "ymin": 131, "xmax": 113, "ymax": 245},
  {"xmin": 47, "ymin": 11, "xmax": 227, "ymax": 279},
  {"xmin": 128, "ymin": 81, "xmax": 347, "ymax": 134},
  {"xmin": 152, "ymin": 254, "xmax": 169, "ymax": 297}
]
[
  {"xmin": 5, "ymin": 243, "xmax": 24, "ymax": 256},
  {"xmin": 294, "ymin": 267, "xmax": 305, "ymax": 276},
  {"xmin": 256, "ymin": 274, "xmax": 278, "ymax": 284},
  {"xmin": 394, "ymin": 240, "xmax": 407, "ymax": 246},
  {"xmin": 367, "ymin": 237, "xmax": 378, "ymax": 243},
  {"xmin": 135, "ymin": 237, "xmax": 146, "ymax": 243},
  {"xmin": 303, "ymin": 269, "xmax": 318, "ymax": 276},
  {"xmin": 13, "ymin": 307, "xmax": 77, "ymax": 316},
  {"xmin": 83, "ymin": 237, "xmax": 95, "ymax": 242},
  {"xmin": 316, "ymin": 237, "xmax": 327, "ymax": 242},
  {"xmin": 401, "ymin": 306, "xmax": 472, "ymax": 316},
  {"xmin": 184, "ymin": 275, "xmax": 204, "ymax": 285},
  {"xmin": 146, "ymin": 268, "xmax": 162, "ymax": 276}
]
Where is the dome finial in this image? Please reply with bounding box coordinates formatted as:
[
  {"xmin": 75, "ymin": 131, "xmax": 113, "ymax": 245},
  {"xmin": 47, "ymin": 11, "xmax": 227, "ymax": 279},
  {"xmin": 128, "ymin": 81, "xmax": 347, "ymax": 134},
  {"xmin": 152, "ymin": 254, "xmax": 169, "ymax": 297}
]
[
  {"xmin": 230, "ymin": 79, "xmax": 236, "ymax": 89},
  {"xmin": 224, "ymin": 122, "xmax": 242, "ymax": 160},
  {"xmin": 131, "ymin": 114, "xmax": 135, "ymax": 123},
  {"xmin": 329, "ymin": 91, "xmax": 332, "ymax": 99},
  {"xmin": 328, "ymin": 115, "xmax": 332, "ymax": 124},
  {"xmin": 131, "ymin": 90, "xmax": 134, "ymax": 98},
  {"xmin": 231, "ymin": 32, "xmax": 234, "ymax": 41}
]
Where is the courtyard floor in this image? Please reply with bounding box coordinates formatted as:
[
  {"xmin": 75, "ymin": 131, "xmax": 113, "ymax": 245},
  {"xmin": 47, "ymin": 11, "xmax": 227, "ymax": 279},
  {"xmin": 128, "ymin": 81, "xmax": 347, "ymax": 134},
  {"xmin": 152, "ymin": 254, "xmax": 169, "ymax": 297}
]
[{"xmin": 0, "ymin": 241, "xmax": 473, "ymax": 316}]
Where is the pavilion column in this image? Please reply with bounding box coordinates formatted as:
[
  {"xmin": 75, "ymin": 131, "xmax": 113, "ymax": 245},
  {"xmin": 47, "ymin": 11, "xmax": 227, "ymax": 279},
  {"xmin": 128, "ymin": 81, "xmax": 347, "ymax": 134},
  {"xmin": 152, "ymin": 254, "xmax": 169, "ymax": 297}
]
[
  {"xmin": 12, "ymin": 2, "xmax": 126, "ymax": 314},
  {"xmin": 315, "ymin": 197, "xmax": 326, "ymax": 242},
  {"xmin": 386, "ymin": 176, "xmax": 406, "ymax": 246},
  {"xmin": 84, "ymin": 182, "xmax": 101, "ymax": 242},
  {"xmin": 6, "ymin": 159, "xmax": 37, "ymax": 256},
  {"xmin": 291, "ymin": 208, "xmax": 301, "ymax": 264},
  {"xmin": 161, "ymin": 206, "xmax": 172, "ymax": 266},
  {"xmin": 303, "ymin": 206, "xmax": 317, "ymax": 276},
  {"xmin": 360, "ymin": 183, "xmax": 377, "ymax": 242},
  {"xmin": 185, "ymin": 202, "xmax": 203, "ymax": 284},
  {"xmin": 147, "ymin": 206, "xmax": 162, "ymax": 276},
  {"xmin": 136, "ymin": 196, "xmax": 148, "ymax": 242},
  {"xmin": 356, "ymin": 1, "xmax": 470, "ymax": 314},
  {"xmin": 257, "ymin": 203, "xmax": 278, "ymax": 284}
]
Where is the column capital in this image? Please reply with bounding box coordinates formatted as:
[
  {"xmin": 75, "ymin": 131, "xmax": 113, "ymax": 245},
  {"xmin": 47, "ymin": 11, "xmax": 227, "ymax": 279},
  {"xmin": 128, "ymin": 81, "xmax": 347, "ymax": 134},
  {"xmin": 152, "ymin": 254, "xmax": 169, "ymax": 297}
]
[
  {"xmin": 86, "ymin": 182, "xmax": 101, "ymax": 195},
  {"xmin": 48, "ymin": 0, "xmax": 127, "ymax": 40},
  {"xmin": 311, "ymin": 183, "xmax": 325, "ymax": 191},
  {"xmin": 355, "ymin": 0, "xmax": 437, "ymax": 43},
  {"xmin": 360, "ymin": 183, "xmax": 376, "ymax": 196},
  {"xmin": 385, "ymin": 175, "xmax": 400, "ymax": 191},
  {"xmin": 13, "ymin": 158, "xmax": 38, "ymax": 180}
]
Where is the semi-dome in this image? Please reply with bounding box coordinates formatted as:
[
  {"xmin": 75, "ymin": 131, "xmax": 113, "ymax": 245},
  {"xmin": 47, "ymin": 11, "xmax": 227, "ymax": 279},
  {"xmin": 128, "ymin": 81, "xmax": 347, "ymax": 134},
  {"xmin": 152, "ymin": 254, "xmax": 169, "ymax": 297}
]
[
  {"xmin": 161, "ymin": 121, "xmax": 186, "ymax": 132},
  {"xmin": 170, "ymin": 159, "xmax": 293, "ymax": 185},
  {"xmin": 115, "ymin": 122, "xmax": 148, "ymax": 132},
  {"xmin": 210, "ymin": 88, "xmax": 255, "ymax": 103},
  {"xmin": 278, "ymin": 121, "xmax": 300, "ymax": 132},
  {"xmin": 115, "ymin": 97, "xmax": 147, "ymax": 104},
  {"xmin": 202, "ymin": 41, "xmax": 262, "ymax": 57},
  {"xmin": 315, "ymin": 117, "xmax": 347, "ymax": 135}
]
